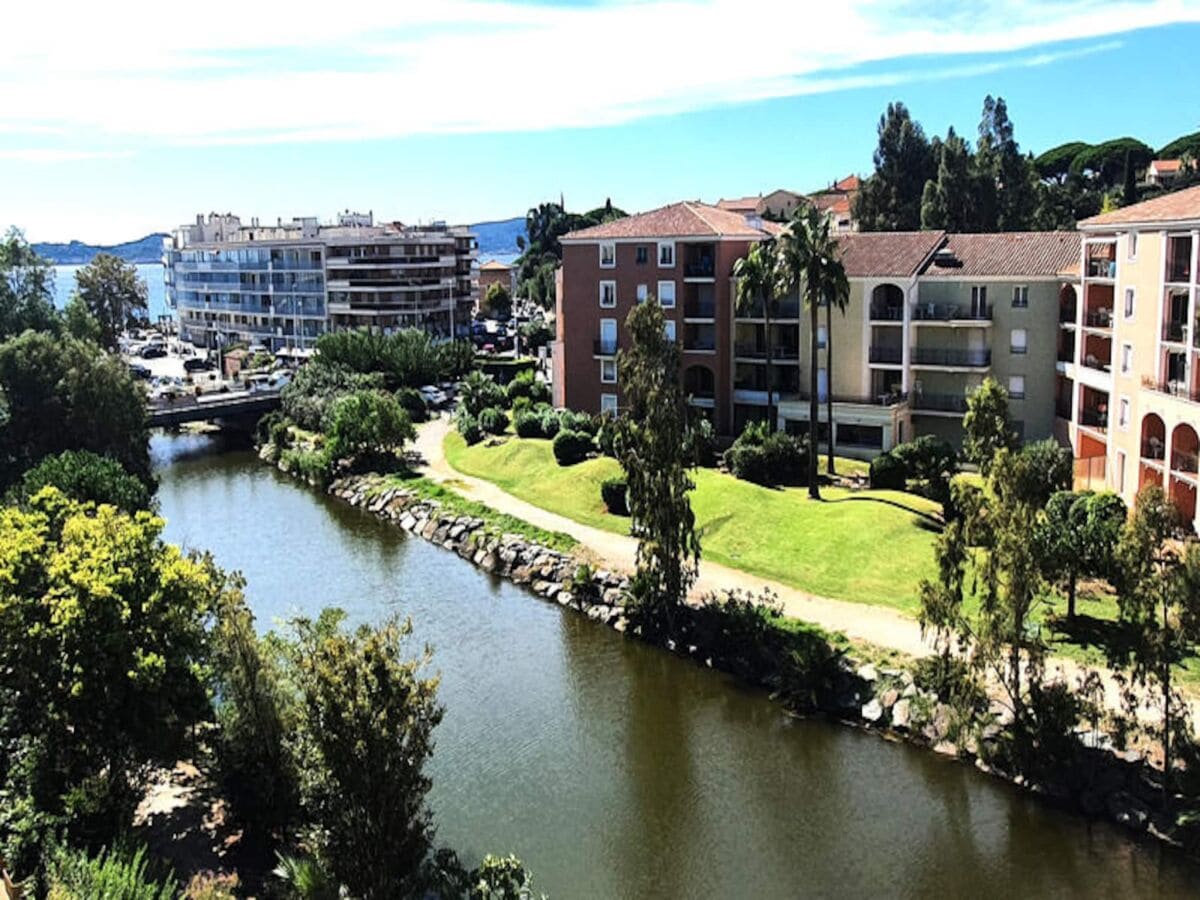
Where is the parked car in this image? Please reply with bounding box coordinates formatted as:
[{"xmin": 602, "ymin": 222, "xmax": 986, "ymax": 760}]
[
  {"xmin": 140, "ymin": 345, "xmax": 167, "ymax": 359},
  {"xmin": 419, "ymin": 385, "xmax": 449, "ymax": 409},
  {"xmin": 129, "ymin": 363, "xmax": 151, "ymax": 380},
  {"xmin": 183, "ymin": 357, "xmax": 214, "ymax": 373}
]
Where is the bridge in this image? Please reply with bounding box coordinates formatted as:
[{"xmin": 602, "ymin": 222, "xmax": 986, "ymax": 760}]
[{"xmin": 148, "ymin": 390, "xmax": 282, "ymax": 428}]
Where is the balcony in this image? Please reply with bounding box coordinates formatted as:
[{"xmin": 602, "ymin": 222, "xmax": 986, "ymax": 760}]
[
  {"xmin": 1142, "ymin": 440, "xmax": 1166, "ymax": 462},
  {"xmin": 794, "ymin": 390, "xmax": 909, "ymax": 408},
  {"xmin": 594, "ymin": 338, "xmax": 619, "ymax": 356},
  {"xmin": 1163, "ymin": 320, "xmax": 1191, "ymax": 344},
  {"xmin": 683, "ymin": 298, "xmax": 716, "ymax": 319},
  {"xmin": 1079, "ymin": 407, "xmax": 1108, "ymax": 431},
  {"xmin": 1173, "ymin": 450, "xmax": 1199, "ymax": 475},
  {"xmin": 911, "ymin": 347, "xmax": 991, "ymax": 368},
  {"xmin": 868, "ymin": 345, "xmax": 903, "ymax": 364},
  {"xmin": 1084, "ymin": 309, "xmax": 1113, "ymax": 329},
  {"xmin": 911, "ymin": 303, "xmax": 991, "ymax": 323},
  {"xmin": 1085, "ymin": 243, "xmax": 1117, "ymax": 280},
  {"xmin": 869, "ymin": 304, "xmax": 903, "ymax": 322},
  {"xmin": 912, "ymin": 393, "xmax": 969, "ymax": 414},
  {"xmin": 1166, "ymin": 236, "xmax": 1194, "ymax": 284},
  {"xmin": 1059, "ymin": 305, "xmax": 1078, "ymax": 324},
  {"xmin": 1143, "ymin": 377, "xmax": 1200, "ymax": 404},
  {"xmin": 734, "ymin": 344, "xmax": 800, "ymax": 360},
  {"xmin": 684, "ymin": 260, "xmax": 715, "ymax": 279}
]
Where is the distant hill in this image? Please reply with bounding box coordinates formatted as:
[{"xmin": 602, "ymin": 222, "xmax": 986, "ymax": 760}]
[
  {"xmin": 472, "ymin": 216, "xmax": 524, "ymax": 260},
  {"xmin": 34, "ymin": 234, "xmax": 167, "ymax": 265}
]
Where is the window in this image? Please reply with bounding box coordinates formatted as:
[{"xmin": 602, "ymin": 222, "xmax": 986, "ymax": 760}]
[
  {"xmin": 1127, "ymin": 231, "xmax": 1138, "ymax": 261},
  {"xmin": 658, "ymin": 281, "xmax": 676, "ymax": 308},
  {"xmin": 600, "ymin": 393, "xmax": 618, "ymax": 416},
  {"xmin": 636, "ymin": 246, "xmax": 649, "ymax": 265},
  {"xmin": 971, "ymin": 285, "xmax": 988, "ymax": 315},
  {"xmin": 836, "ymin": 423, "xmax": 883, "ymax": 449},
  {"xmin": 599, "ymin": 280, "xmax": 616, "ymax": 308},
  {"xmin": 1008, "ymin": 375, "xmax": 1025, "ymax": 399},
  {"xmin": 1124, "ymin": 287, "xmax": 1135, "ymax": 318},
  {"xmin": 598, "ymin": 318, "xmax": 617, "ymax": 355},
  {"xmin": 1010, "ymin": 328, "xmax": 1027, "ymax": 354},
  {"xmin": 817, "ymin": 325, "xmax": 828, "ymax": 349},
  {"xmin": 636, "ymin": 284, "xmax": 648, "ymax": 303},
  {"xmin": 664, "ymin": 320, "xmax": 676, "ymax": 342},
  {"xmin": 1121, "ymin": 343, "xmax": 1133, "ymax": 374},
  {"xmin": 1118, "ymin": 396, "xmax": 1130, "ymax": 430},
  {"xmin": 1012, "ymin": 285, "xmax": 1029, "ymax": 308},
  {"xmin": 1116, "ymin": 450, "xmax": 1127, "ymax": 492},
  {"xmin": 657, "ymin": 241, "xmax": 675, "ymax": 267},
  {"xmin": 599, "ymin": 242, "xmax": 616, "ymax": 268},
  {"xmin": 600, "ymin": 358, "xmax": 617, "ymax": 383}
]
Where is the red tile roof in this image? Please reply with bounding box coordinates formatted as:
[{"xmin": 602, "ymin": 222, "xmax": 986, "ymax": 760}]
[
  {"xmin": 919, "ymin": 232, "xmax": 1079, "ymax": 278},
  {"xmin": 715, "ymin": 195, "xmax": 760, "ymax": 212},
  {"xmin": 835, "ymin": 174, "xmax": 862, "ymax": 192},
  {"xmin": 1151, "ymin": 159, "xmax": 1183, "ymax": 173},
  {"xmin": 1079, "ymin": 184, "xmax": 1200, "ymax": 228},
  {"xmin": 561, "ymin": 201, "xmax": 773, "ymax": 241},
  {"xmin": 836, "ymin": 231, "xmax": 946, "ymax": 278},
  {"xmin": 479, "ymin": 259, "xmax": 512, "ymax": 271}
]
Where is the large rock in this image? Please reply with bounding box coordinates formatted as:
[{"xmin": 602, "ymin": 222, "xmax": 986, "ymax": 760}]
[
  {"xmin": 857, "ymin": 664, "xmax": 879, "ymax": 683},
  {"xmin": 891, "ymin": 698, "xmax": 912, "ymax": 730},
  {"xmin": 861, "ymin": 699, "xmax": 884, "ymax": 723}
]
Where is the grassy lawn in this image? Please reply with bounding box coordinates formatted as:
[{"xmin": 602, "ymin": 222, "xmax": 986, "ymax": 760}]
[{"xmin": 444, "ymin": 432, "xmax": 941, "ymax": 611}]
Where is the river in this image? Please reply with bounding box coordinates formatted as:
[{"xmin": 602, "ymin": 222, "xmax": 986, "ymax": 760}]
[{"xmin": 153, "ymin": 432, "xmax": 1199, "ymax": 898}]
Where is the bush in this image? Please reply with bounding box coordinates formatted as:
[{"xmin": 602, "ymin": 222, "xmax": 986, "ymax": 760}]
[
  {"xmin": 558, "ymin": 409, "xmax": 599, "ymax": 436},
  {"xmin": 869, "ymin": 452, "xmax": 907, "ymax": 490},
  {"xmin": 891, "ymin": 435, "xmax": 957, "ymax": 502},
  {"xmin": 505, "ymin": 369, "xmax": 550, "ymax": 405},
  {"xmin": 281, "ymin": 363, "xmax": 385, "ymax": 432},
  {"xmin": 538, "ymin": 407, "xmax": 562, "ymax": 439},
  {"xmin": 394, "ymin": 387, "xmax": 429, "ymax": 423},
  {"xmin": 8, "ymin": 449, "xmax": 154, "ymax": 513},
  {"xmin": 478, "ymin": 406, "xmax": 509, "ymax": 435},
  {"xmin": 689, "ymin": 415, "xmax": 717, "ymax": 467},
  {"xmin": 279, "ymin": 446, "xmax": 335, "ymax": 486},
  {"xmin": 513, "ymin": 409, "xmax": 544, "ymax": 438},
  {"xmin": 725, "ymin": 423, "xmax": 808, "ymax": 485},
  {"xmin": 600, "ymin": 477, "xmax": 628, "ymax": 515},
  {"xmin": 456, "ymin": 412, "xmax": 484, "ymax": 446},
  {"xmin": 326, "ymin": 390, "xmax": 416, "ymax": 462},
  {"xmin": 458, "ymin": 370, "xmax": 507, "ymax": 416},
  {"xmin": 46, "ymin": 844, "xmax": 178, "ymax": 900},
  {"xmin": 552, "ymin": 429, "xmax": 593, "ymax": 466}
]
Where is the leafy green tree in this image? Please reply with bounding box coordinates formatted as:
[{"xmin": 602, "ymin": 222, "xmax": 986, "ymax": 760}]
[
  {"xmin": 515, "ymin": 199, "xmax": 627, "ymax": 306},
  {"xmin": 292, "ymin": 613, "xmax": 443, "ymax": 899},
  {"xmin": 614, "ymin": 297, "xmax": 700, "ymax": 633},
  {"xmin": 72, "ymin": 254, "xmax": 148, "ymax": 350},
  {"xmin": 1122, "ymin": 147, "xmax": 1139, "ymax": 206},
  {"xmin": 1113, "ymin": 487, "xmax": 1200, "ymax": 807},
  {"xmin": 732, "ymin": 239, "xmax": 779, "ymax": 432},
  {"xmin": 921, "ymin": 127, "xmax": 992, "ymax": 231},
  {"xmin": 64, "ymin": 294, "xmax": 103, "ymax": 344},
  {"xmin": 457, "ymin": 369, "xmax": 507, "ymax": 417},
  {"xmin": 438, "ymin": 339, "xmax": 478, "ymax": 378},
  {"xmin": 1001, "ymin": 438, "xmax": 1072, "ymax": 509},
  {"xmin": 1034, "ymin": 142, "xmax": 1092, "ymax": 184},
  {"xmin": 0, "ymin": 228, "xmax": 59, "ymax": 340},
  {"xmin": 483, "ymin": 282, "xmax": 513, "ymax": 321},
  {"xmin": 962, "ymin": 377, "xmax": 1017, "ymax": 476},
  {"xmin": 821, "ymin": 230, "xmax": 851, "ymax": 475},
  {"xmin": 6, "ymin": 449, "xmax": 154, "ymax": 513},
  {"xmin": 0, "ymin": 491, "xmax": 224, "ymax": 871},
  {"xmin": 1037, "ymin": 490, "xmax": 1126, "ymax": 620},
  {"xmin": 326, "ymin": 390, "xmax": 416, "ymax": 463},
  {"xmin": 1073, "ymin": 137, "xmax": 1154, "ymax": 188},
  {"xmin": 976, "ymin": 95, "xmax": 1037, "ymax": 231},
  {"xmin": 0, "ymin": 332, "xmax": 150, "ymax": 490},
  {"xmin": 281, "ymin": 363, "xmax": 385, "ymax": 432},
  {"xmin": 853, "ymin": 102, "xmax": 936, "ymax": 231},
  {"xmin": 774, "ymin": 205, "xmax": 847, "ymax": 497}
]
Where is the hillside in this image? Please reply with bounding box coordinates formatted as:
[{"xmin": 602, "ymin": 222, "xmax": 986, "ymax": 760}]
[
  {"xmin": 473, "ymin": 216, "xmax": 524, "ymax": 259},
  {"xmin": 34, "ymin": 234, "xmax": 167, "ymax": 265}
]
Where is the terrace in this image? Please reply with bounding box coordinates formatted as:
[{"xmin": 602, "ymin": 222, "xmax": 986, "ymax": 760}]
[
  {"xmin": 1166, "ymin": 234, "xmax": 1194, "ymax": 285},
  {"xmin": 1085, "ymin": 241, "xmax": 1117, "ymax": 280}
]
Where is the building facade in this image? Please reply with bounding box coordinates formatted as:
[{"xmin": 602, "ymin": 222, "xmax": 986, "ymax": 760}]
[
  {"xmin": 164, "ymin": 211, "xmax": 477, "ymax": 351},
  {"xmin": 554, "ymin": 201, "xmax": 1076, "ymax": 458},
  {"xmin": 1065, "ymin": 185, "xmax": 1200, "ymax": 531}
]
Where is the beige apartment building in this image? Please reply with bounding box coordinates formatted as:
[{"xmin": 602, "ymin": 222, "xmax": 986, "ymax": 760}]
[
  {"xmin": 1065, "ymin": 185, "xmax": 1200, "ymax": 530},
  {"xmin": 554, "ymin": 201, "xmax": 1076, "ymax": 458}
]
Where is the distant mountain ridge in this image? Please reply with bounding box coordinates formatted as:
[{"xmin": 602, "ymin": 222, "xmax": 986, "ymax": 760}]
[{"xmin": 36, "ymin": 217, "xmax": 527, "ymax": 266}]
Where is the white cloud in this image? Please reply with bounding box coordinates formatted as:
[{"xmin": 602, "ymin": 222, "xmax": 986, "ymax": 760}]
[
  {"xmin": 1, "ymin": 0, "xmax": 1198, "ymax": 154},
  {"xmin": 0, "ymin": 148, "xmax": 133, "ymax": 163}
]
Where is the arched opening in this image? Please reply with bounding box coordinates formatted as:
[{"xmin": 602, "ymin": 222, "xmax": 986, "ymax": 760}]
[
  {"xmin": 1170, "ymin": 423, "xmax": 1198, "ymax": 525},
  {"xmin": 869, "ymin": 284, "xmax": 905, "ymax": 321},
  {"xmin": 683, "ymin": 365, "xmax": 715, "ymax": 400},
  {"xmin": 1139, "ymin": 413, "xmax": 1167, "ymax": 492},
  {"xmin": 1058, "ymin": 283, "xmax": 1077, "ymax": 324}
]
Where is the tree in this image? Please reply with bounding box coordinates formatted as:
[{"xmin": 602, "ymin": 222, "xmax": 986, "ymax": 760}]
[
  {"xmin": 1002, "ymin": 438, "xmax": 1072, "ymax": 509},
  {"xmin": 73, "ymin": 253, "xmax": 149, "ymax": 350},
  {"xmin": 6, "ymin": 449, "xmax": 154, "ymax": 513},
  {"xmin": 774, "ymin": 205, "xmax": 847, "ymax": 498},
  {"xmin": 1034, "ymin": 142, "xmax": 1092, "ymax": 184},
  {"xmin": 483, "ymin": 282, "xmax": 513, "ymax": 321},
  {"xmin": 976, "ymin": 95, "xmax": 1038, "ymax": 231},
  {"xmin": 292, "ymin": 613, "xmax": 443, "ymax": 899},
  {"xmin": 64, "ymin": 294, "xmax": 102, "ymax": 344},
  {"xmin": 456, "ymin": 369, "xmax": 507, "ymax": 417},
  {"xmin": 1072, "ymin": 138, "xmax": 1154, "ymax": 189},
  {"xmin": 1122, "ymin": 147, "xmax": 1139, "ymax": 206},
  {"xmin": 821, "ymin": 233, "xmax": 851, "ymax": 475},
  {"xmin": 1113, "ymin": 487, "xmax": 1200, "ymax": 808},
  {"xmin": 853, "ymin": 102, "xmax": 935, "ymax": 231},
  {"xmin": 0, "ymin": 228, "xmax": 59, "ymax": 340},
  {"xmin": 1038, "ymin": 490, "xmax": 1126, "ymax": 620},
  {"xmin": 921, "ymin": 126, "xmax": 993, "ymax": 232},
  {"xmin": 0, "ymin": 490, "xmax": 224, "ymax": 871},
  {"xmin": 613, "ymin": 297, "xmax": 701, "ymax": 633},
  {"xmin": 1158, "ymin": 131, "xmax": 1200, "ymax": 160},
  {"xmin": 280, "ymin": 362, "xmax": 385, "ymax": 432},
  {"xmin": 326, "ymin": 390, "xmax": 416, "ymax": 463},
  {"xmin": 0, "ymin": 331, "xmax": 151, "ymax": 490},
  {"xmin": 962, "ymin": 377, "xmax": 1017, "ymax": 476},
  {"xmin": 732, "ymin": 240, "xmax": 779, "ymax": 432}
]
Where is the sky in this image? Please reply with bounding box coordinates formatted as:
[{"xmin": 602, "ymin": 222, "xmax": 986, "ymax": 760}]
[{"xmin": 2, "ymin": 0, "xmax": 1199, "ymax": 244}]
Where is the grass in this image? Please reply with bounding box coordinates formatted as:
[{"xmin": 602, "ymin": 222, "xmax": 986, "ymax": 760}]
[{"xmin": 445, "ymin": 432, "xmax": 941, "ymax": 610}]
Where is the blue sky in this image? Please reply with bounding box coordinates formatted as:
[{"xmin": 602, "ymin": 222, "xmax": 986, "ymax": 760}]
[{"xmin": 2, "ymin": 0, "xmax": 1198, "ymax": 243}]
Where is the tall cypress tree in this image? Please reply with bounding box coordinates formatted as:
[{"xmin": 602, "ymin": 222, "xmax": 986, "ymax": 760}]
[{"xmin": 854, "ymin": 102, "xmax": 935, "ymax": 232}]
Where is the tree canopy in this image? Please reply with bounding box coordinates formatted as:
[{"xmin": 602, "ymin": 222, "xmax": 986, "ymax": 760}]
[
  {"xmin": 0, "ymin": 228, "xmax": 60, "ymax": 341},
  {"xmin": 72, "ymin": 253, "xmax": 149, "ymax": 350}
]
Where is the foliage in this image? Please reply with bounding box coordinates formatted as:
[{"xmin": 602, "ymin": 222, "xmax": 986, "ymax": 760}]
[
  {"xmin": 600, "ymin": 476, "xmax": 628, "ymax": 515},
  {"xmin": 890, "ymin": 435, "xmax": 958, "ymax": 505},
  {"xmin": 975, "ymin": 95, "xmax": 1038, "ymax": 231},
  {"xmin": 999, "ymin": 438, "xmax": 1072, "ymax": 509},
  {"xmin": 7, "ymin": 449, "xmax": 154, "ymax": 513},
  {"xmin": 0, "ymin": 491, "xmax": 224, "ymax": 872},
  {"xmin": 921, "ymin": 126, "xmax": 994, "ymax": 231},
  {"xmin": 279, "ymin": 445, "xmax": 336, "ymax": 487},
  {"xmin": 552, "ymin": 429, "xmax": 592, "ymax": 466},
  {"xmin": 0, "ymin": 228, "xmax": 60, "ymax": 341},
  {"xmin": 455, "ymin": 412, "xmax": 484, "ymax": 446},
  {"xmin": 853, "ymin": 102, "xmax": 936, "ymax": 232},
  {"xmin": 182, "ymin": 871, "xmax": 240, "ymax": 900},
  {"xmin": 291, "ymin": 613, "xmax": 443, "ymax": 900},
  {"xmin": 0, "ymin": 331, "xmax": 151, "ymax": 490},
  {"xmin": 518, "ymin": 319, "xmax": 553, "ymax": 352},
  {"xmin": 63, "ymin": 295, "xmax": 102, "ymax": 344},
  {"xmin": 556, "ymin": 408, "xmax": 598, "ymax": 436},
  {"xmin": 478, "ymin": 406, "xmax": 509, "ymax": 436},
  {"xmin": 483, "ymin": 282, "xmax": 513, "ymax": 320},
  {"xmin": 1037, "ymin": 490, "xmax": 1126, "ymax": 620},
  {"xmin": 513, "ymin": 409, "xmax": 545, "ymax": 439},
  {"xmin": 538, "ymin": 407, "xmax": 561, "ymax": 439},
  {"xmin": 272, "ymin": 853, "xmax": 342, "ymax": 900},
  {"xmin": 280, "ymin": 362, "xmax": 385, "ymax": 433},
  {"xmin": 1158, "ymin": 131, "xmax": 1200, "ymax": 159},
  {"xmin": 465, "ymin": 853, "xmax": 539, "ymax": 900},
  {"xmin": 724, "ymin": 421, "xmax": 808, "ymax": 486},
  {"xmin": 312, "ymin": 329, "xmax": 467, "ymax": 388},
  {"xmin": 439, "ymin": 339, "xmax": 478, "ymax": 379},
  {"xmin": 458, "ymin": 370, "xmax": 508, "ymax": 417},
  {"xmin": 733, "ymin": 240, "xmax": 780, "ymax": 431},
  {"xmin": 505, "ymin": 369, "xmax": 549, "ymax": 405},
  {"xmin": 612, "ymin": 297, "xmax": 700, "ymax": 633},
  {"xmin": 71, "ymin": 254, "xmax": 149, "ymax": 351},
  {"xmin": 869, "ymin": 452, "xmax": 907, "ymax": 490},
  {"xmin": 687, "ymin": 414, "xmax": 716, "ymax": 467},
  {"xmin": 514, "ymin": 199, "xmax": 627, "ymax": 306},
  {"xmin": 326, "ymin": 390, "xmax": 415, "ymax": 463},
  {"xmin": 44, "ymin": 843, "xmax": 177, "ymax": 900},
  {"xmin": 962, "ymin": 377, "xmax": 1017, "ymax": 476},
  {"xmin": 395, "ymin": 386, "xmax": 429, "ymax": 423}
]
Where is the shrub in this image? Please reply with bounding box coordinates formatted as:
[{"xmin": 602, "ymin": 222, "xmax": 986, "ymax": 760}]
[
  {"xmin": 513, "ymin": 409, "xmax": 544, "ymax": 438},
  {"xmin": 326, "ymin": 391, "xmax": 416, "ymax": 462},
  {"xmin": 456, "ymin": 412, "xmax": 484, "ymax": 446},
  {"xmin": 8, "ymin": 449, "xmax": 154, "ymax": 513},
  {"xmin": 510, "ymin": 395, "xmax": 532, "ymax": 416},
  {"xmin": 281, "ymin": 362, "xmax": 386, "ymax": 432},
  {"xmin": 601, "ymin": 477, "xmax": 629, "ymax": 515},
  {"xmin": 538, "ymin": 407, "xmax": 562, "ymax": 439},
  {"xmin": 394, "ymin": 386, "xmax": 429, "ymax": 423},
  {"xmin": 725, "ymin": 441, "xmax": 772, "ymax": 485},
  {"xmin": 458, "ymin": 370, "xmax": 507, "ymax": 416},
  {"xmin": 279, "ymin": 446, "xmax": 335, "ymax": 486},
  {"xmin": 596, "ymin": 415, "xmax": 618, "ymax": 458},
  {"xmin": 478, "ymin": 406, "xmax": 509, "ymax": 435},
  {"xmin": 553, "ymin": 429, "xmax": 593, "ymax": 465},
  {"xmin": 505, "ymin": 369, "xmax": 550, "ymax": 405},
  {"xmin": 558, "ymin": 409, "xmax": 598, "ymax": 436},
  {"xmin": 689, "ymin": 415, "xmax": 717, "ymax": 467},
  {"xmin": 869, "ymin": 451, "xmax": 907, "ymax": 490},
  {"xmin": 46, "ymin": 844, "xmax": 178, "ymax": 900},
  {"xmin": 725, "ymin": 423, "xmax": 808, "ymax": 485},
  {"xmin": 891, "ymin": 435, "xmax": 957, "ymax": 502}
]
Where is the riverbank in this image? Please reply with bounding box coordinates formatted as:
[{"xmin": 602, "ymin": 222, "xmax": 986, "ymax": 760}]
[{"xmin": 261, "ymin": 439, "xmax": 1199, "ymax": 860}]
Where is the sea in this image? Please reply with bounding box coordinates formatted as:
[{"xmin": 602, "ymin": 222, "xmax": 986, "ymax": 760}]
[{"xmin": 51, "ymin": 263, "xmax": 169, "ymax": 322}]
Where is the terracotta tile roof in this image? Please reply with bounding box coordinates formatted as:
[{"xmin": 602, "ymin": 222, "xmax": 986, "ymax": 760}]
[
  {"xmin": 836, "ymin": 231, "xmax": 946, "ymax": 278},
  {"xmin": 812, "ymin": 194, "xmax": 852, "ymax": 216},
  {"xmin": 716, "ymin": 195, "xmax": 761, "ymax": 212},
  {"xmin": 562, "ymin": 201, "xmax": 772, "ymax": 241},
  {"xmin": 835, "ymin": 174, "xmax": 862, "ymax": 192},
  {"xmin": 479, "ymin": 259, "xmax": 511, "ymax": 270},
  {"xmin": 919, "ymin": 232, "xmax": 1079, "ymax": 279},
  {"xmin": 1151, "ymin": 159, "xmax": 1183, "ymax": 173},
  {"xmin": 1079, "ymin": 184, "xmax": 1200, "ymax": 228}
]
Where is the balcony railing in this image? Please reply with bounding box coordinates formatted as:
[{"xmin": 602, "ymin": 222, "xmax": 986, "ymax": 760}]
[
  {"xmin": 1143, "ymin": 377, "xmax": 1200, "ymax": 403},
  {"xmin": 795, "ymin": 390, "xmax": 909, "ymax": 407},
  {"xmin": 1086, "ymin": 258, "xmax": 1117, "ymax": 279},
  {"xmin": 1142, "ymin": 440, "xmax": 1166, "ymax": 461},
  {"xmin": 911, "ymin": 347, "xmax": 991, "ymax": 367},
  {"xmin": 594, "ymin": 338, "xmax": 619, "ymax": 356},
  {"xmin": 911, "ymin": 303, "xmax": 991, "ymax": 322},
  {"xmin": 684, "ymin": 260, "xmax": 715, "ymax": 278},
  {"xmin": 1172, "ymin": 450, "xmax": 1199, "ymax": 474},
  {"xmin": 735, "ymin": 344, "xmax": 800, "ymax": 360},
  {"xmin": 1079, "ymin": 408, "xmax": 1108, "ymax": 430},
  {"xmin": 684, "ymin": 339, "xmax": 717, "ymax": 352},
  {"xmin": 1162, "ymin": 321, "xmax": 1190, "ymax": 343},
  {"xmin": 735, "ymin": 298, "xmax": 801, "ymax": 319},
  {"xmin": 683, "ymin": 300, "xmax": 716, "ymax": 318},
  {"xmin": 1081, "ymin": 353, "xmax": 1111, "ymax": 373},
  {"xmin": 1084, "ymin": 309, "xmax": 1113, "ymax": 329},
  {"xmin": 869, "ymin": 305, "xmax": 904, "ymax": 321},
  {"xmin": 868, "ymin": 346, "xmax": 903, "ymax": 364},
  {"xmin": 912, "ymin": 393, "xmax": 969, "ymax": 413}
]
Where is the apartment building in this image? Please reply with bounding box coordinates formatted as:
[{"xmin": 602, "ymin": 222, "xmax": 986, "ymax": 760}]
[
  {"xmin": 1065, "ymin": 185, "xmax": 1200, "ymax": 530},
  {"xmin": 164, "ymin": 211, "xmax": 477, "ymax": 351},
  {"xmin": 554, "ymin": 200, "xmax": 1076, "ymax": 457}
]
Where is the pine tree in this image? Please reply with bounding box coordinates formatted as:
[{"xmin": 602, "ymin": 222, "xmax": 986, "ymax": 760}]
[{"xmin": 854, "ymin": 102, "xmax": 935, "ymax": 232}]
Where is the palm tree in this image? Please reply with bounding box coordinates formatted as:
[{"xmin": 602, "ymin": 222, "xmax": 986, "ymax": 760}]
[
  {"xmin": 775, "ymin": 205, "xmax": 849, "ymax": 499},
  {"xmin": 733, "ymin": 239, "xmax": 779, "ymax": 432},
  {"xmin": 822, "ymin": 233, "xmax": 850, "ymax": 475}
]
